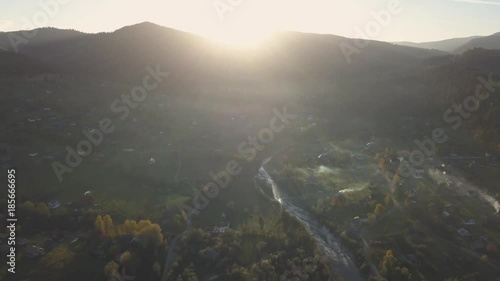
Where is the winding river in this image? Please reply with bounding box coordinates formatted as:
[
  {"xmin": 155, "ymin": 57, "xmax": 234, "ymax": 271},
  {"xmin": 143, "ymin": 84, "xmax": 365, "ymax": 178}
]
[{"xmin": 255, "ymin": 157, "xmax": 363, "ymax": 281}]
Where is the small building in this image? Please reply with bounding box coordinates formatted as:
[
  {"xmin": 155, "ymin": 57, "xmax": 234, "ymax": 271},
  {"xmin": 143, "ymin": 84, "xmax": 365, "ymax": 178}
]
[
  {"xmin": 457, "ymin": 228, "xmax": 471, "ymax": 237},
  {"xmin": 413, "ymin": 169, "xmax": 425, "ymax": 179},
  {"xmin": 463, "ymin": 219, "xmax": 476, "ymax": 225},
  {"xmin": 364, "ymin": 142, "xmax": 375, "ymax": 151},
  {"xmin": 212, "ymin": 226, "xmax": 229, "ymax": 235},
  {"xmin": 48, "ymin": 200, "xmax": 61, "ymax": 209}
]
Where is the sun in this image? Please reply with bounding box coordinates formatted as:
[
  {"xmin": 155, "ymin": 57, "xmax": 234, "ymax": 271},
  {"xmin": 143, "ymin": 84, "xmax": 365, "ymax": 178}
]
[{"xmin": 205, "ymin": 27, "xmax": 275, "ymax": 49}]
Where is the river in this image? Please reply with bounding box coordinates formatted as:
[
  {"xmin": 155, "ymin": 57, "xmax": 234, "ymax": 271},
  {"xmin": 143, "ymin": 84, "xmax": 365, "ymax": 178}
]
[{"xmin": 255, "ymin": 157, "xmax": 363, "ymax": 281}]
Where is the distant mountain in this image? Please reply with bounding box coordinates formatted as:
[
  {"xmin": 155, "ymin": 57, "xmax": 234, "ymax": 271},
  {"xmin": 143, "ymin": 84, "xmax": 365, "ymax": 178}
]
[
  {"xmin": 395, "ymin": 36, "xmax": 481, "ymax": 52},
  {"xmin": 0, "ymin": 22, "xmax": 446, "ymax": 82},
  {"xmin": 454, "ymin": 32, "xmax": 500, "ymax": 53},
  {"xmin": 0, "ymin": 27, "xmax": 87, "ymax": 52},
  {"xmin": 395, "ymin": 32, "xmax": 500, "ymax": 54},
  {"xmin": 410, "ymin": 48, "xmax": 500, "ymax": 148}
]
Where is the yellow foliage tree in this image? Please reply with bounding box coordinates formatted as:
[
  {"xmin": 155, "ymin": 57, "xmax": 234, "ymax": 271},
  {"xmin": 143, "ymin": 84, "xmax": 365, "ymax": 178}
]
[
  {"xmin": 103, "ymin": 215, "xmax": 117, "ymax": 238},
  {"xmin": 391, "ymin": 172, "xmax": 401, "ymax": 190},
  {"xmin": 120, "ymin": 251, "xmax": 132, "ymax": 266},
  {"xmin": 20, "ymin": 201, "xmax": 35, "ymax": 214},
  {"xmin": 34, "ymin": 203, "xmax": 50, "ymax": 218},
  {"xmin": 95, "ymin": 215, "xmax": 105, "ymax": 235},
  {"xmin": 138, "ymin": 223, "xmax": 164, "ymax": 249},
  {"xmin": 380, "ymin": 249, "xmax": 396, "ymax": 277},
  {"xmin": 374, "ymin": 204, "xmax": 385, "ymax": 217},
  {"xmin": 137, "ymin": 219, "xmax": 152, "ymax": 231},
  {"xmin": 104, "ymin": 260, "xmax": 119, "ymax": 279},
  {"xmin": 120, "ymin": 219, "xmax": 139, "ymax": 235},
  {"xmin": 384, "ymin": 194, "xmax": 394, "ymax": 208}
]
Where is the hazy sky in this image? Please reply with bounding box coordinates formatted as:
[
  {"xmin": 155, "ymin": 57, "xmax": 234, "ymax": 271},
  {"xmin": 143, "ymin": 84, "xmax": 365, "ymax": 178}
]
[{"xmin": 0, "ymin": 0, "xmax": 499, "ymax": 43}]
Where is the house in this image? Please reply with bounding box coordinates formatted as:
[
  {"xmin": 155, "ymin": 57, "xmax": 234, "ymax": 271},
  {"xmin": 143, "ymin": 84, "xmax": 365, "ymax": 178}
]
[
  {"xmin": 48, "ymin": 200, "xmax": 61, "ymax": 209},
  {"xmin": 364, "ymin": 142, "xmax": 375, "ymax": 151},
  {"xmin": 24, "ymin": 245, "xmax": 46, "ymax": 258},
  {"xmin": 413, "ymin": 169, "xmax": 425, "ymax": 179},
  {"xmin": 463, "ymin": 219, "xmax": 476, "ymax": 225},
  {"xmin": 457, "ymin": 228, "xmax": 471, "ymax": 237}
]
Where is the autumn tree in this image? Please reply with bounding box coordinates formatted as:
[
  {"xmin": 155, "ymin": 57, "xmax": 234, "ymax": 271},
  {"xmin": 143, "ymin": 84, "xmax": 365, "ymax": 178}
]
[
  {"xmin": 120, "ymin": 251, "xmax": 132, "ymax": 266},
  {"xmin": 394, "ymin": 266, "xmax": 411, "ymax": 280},
  {"xmin": 34, "ymin": 203, "xmax": 50, "ymax": 218},
  {"xmin": 384, "ymin": 194, "xmax": 394, "ymax": 208},
  {"xmin": 330, "ymin": 197, "xmax": 340, "ymax": 207},
  {"xmin": 104, "ymin": 261, "xmax": 119, "ymax": 280},
  {"xmin": 376, "ymin": 153, "xmax": 386, "ymax": 171},
  {"xmin": 487, "ymin": 242, "xmax": 498, "ymax": 254},
  {"xmin": 19, "ymin": 201, "xmax": 35, "ymax": 214},
  {"xmin": 138, "ymin": 221, "xmax": 164, "ymax": 249},
  {"xmin": 120, "ymin": 219, "xmax": 139, "ymax": 235},
  {"xmin": 95, "ymin": 215, "xmax": 105, "ymax": 235},
  {"xmin": 176, "ymin": 264, "xmax": 199, "ymax": 281},
  {"xmin": 379, "ymin": 249, "xmax": 396, "ymax": 277},
  {"xmin": 103, "ymin": 215, "xmax": 117, "ymax": 238},
  {"xmin": 374, "ymin": 204, "xmax": 385, "ymax": 217},
  {"xmin": 390, "ymin": 172, "xmax": 401, "ymax": 191}
]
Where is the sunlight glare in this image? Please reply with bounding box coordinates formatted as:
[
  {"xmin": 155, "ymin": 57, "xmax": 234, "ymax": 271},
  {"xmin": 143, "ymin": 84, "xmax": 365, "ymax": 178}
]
[{"xmin": 206, "ymin": 26, "xmax": 275, "ymax": 49}]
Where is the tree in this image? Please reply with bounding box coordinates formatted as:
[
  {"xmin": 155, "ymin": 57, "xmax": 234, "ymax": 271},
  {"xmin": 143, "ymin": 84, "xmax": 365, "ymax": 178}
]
[
  {"xmin": 379, "ymin": 250, "xmax": 396, "ymax": 277},
  {"xmin": 384, "ymin": 194, "xmax": 394, "ymax": 208},
  {"xmin": 103, "ymin": 215, "xmax": 117, "ymax": 238},
  {"xmin": 330, "ymin": 197, "xmax": 340, "ymax": 207},
  {"xmin": 20, "ymin": 201, "xmax": 35, "ymax": 214},
  {"xmin": 120, "ymin": 219, "xmax": 139, "ymax": 235},
  {"xmin": 95, "ymin": 215, "xmax": 104, "ymax": 235},
  {"xmin": 120, "ymin": 251, "xmax": 132, "ymax": 266},
  {"xmin": 138, "ymin": 223, "xmax": 164, "ymax": 249},
  {"xmin": 374, "ymin": 204, "xmax": 385, "ymax": 217},
  {"xmin": 390, "ymin": 173, "xmax": 401, "ymax": 191},
  {"xmin": 176, "ymin": 264, "xmax": 199, "ymax": 281},
  {"xmin": 487, "ymin": 242, "xmax": 498, "ymax": 253},
  {"xmin": 34, "ymin": 203, "xmax": 50, "ymax": 218},
  {"xmin": 104, "ymin": 260, "xmax": 119, "ymax": 279},
  {"xmin": 394, "ymin": 266, "xmax": 411, "ymax": 280}
]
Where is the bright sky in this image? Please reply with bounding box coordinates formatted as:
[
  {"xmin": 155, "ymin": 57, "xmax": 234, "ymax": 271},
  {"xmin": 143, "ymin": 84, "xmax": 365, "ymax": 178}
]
[{"xmin": 0, "ymin": 0, "xmax": 499, "ymax": 44}]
